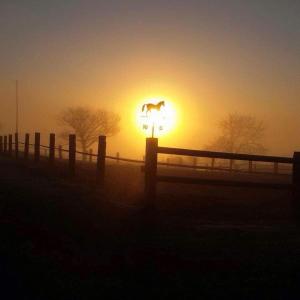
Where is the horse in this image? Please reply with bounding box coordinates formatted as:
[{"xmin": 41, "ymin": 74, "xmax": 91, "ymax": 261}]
[{"xmin": 142, "ymin": 101, "xmax": 165, "ymax": 114}]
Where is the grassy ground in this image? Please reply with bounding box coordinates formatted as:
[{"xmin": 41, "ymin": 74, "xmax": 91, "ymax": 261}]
[{"xmin": 0, "ymin": 156, "xmax": 299, "ymax": 299}]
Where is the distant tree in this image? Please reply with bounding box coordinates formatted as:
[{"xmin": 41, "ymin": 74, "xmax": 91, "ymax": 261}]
[
  {"xmin": 57, "ymin": 106, "xmax": 120, "ymax": 155},
  {"xmin": 207, "ymin": 113, "xmax": 267, "ymax": 154}
]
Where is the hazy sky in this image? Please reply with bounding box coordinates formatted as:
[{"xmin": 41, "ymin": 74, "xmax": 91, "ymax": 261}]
[{"xmin": 0, "ymin": 0, "xmax": 299, "ymax": 157}]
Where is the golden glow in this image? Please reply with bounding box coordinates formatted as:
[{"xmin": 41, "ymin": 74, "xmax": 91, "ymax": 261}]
[{"xmin": 136, "ymin": 98, "xmax": 177, "ymax": 137}]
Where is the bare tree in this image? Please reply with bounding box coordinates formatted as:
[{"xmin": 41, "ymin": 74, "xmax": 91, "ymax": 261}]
[
  {"xmin": 207, "ymin": 113, "xmax": 267, "ymax": 154},
  {"xmin": 57, "ymin": 106, "xmax": 120, "ymax": 155}
]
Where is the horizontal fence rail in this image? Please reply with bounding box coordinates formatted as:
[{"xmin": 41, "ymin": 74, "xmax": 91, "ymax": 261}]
[
  {"xmin": 157, "ymin": 175, "xmax": 291, "ymax": 190},
  {"xmin": 156, "ymin": 161, "xmax": 291, "ymax": 176},
  {"xmin": 157, "ymin": 146, "xmax": 293, "ymax": 164},
  {"xmin": 145, "ymin": 138, "xmax": 298, "ymax": 217},
  {"xmin": 106, "ymin": 156, "xmax": 143, "ymax": 164},
  {"xmin": 17, "ymin": 137, "xmax": 144, "ymax": 163}
]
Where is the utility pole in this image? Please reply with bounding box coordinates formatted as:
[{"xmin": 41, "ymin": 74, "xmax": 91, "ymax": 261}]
[{"xmin": 16, "ymin": 80, "xmax": 19, "ymax": 134}]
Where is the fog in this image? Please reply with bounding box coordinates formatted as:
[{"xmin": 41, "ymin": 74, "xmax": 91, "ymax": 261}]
[{"xmin": 0, "ymin": 0, "xmax": 299, "ymax": 158}]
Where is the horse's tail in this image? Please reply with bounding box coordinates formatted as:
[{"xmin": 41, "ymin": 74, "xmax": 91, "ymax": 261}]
[{"xmin": 142, "ymin": 104, "xmax": 146, "ymax": 112}]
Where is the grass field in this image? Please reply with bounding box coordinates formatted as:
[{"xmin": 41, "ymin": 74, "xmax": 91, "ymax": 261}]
[{"xmin": 0, "ymin": 155, "xmax": 299, "ymax": 299}]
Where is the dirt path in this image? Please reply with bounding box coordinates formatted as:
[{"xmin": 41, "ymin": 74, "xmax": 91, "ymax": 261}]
[{"xmin": 1, "ymin": 157, "xmax": 300, "ymax": 299}]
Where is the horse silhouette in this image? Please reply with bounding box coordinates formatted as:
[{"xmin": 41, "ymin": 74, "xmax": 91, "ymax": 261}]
[{"xmin": 142, "ymin": 101, "xmax": 165, "ymax": 114}]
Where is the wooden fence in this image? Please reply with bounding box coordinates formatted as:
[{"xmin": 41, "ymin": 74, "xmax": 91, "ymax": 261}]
[
  {"xmin": 0, "ymin": 133, "xmax": 108, "ymax": 180},
  {"xmin": 0, "ymin": 132, "xmax": 291, "ymax": 174},
  {"xmin": 0, "ymin": 132, "xmax": 295, "ymax": 178},
  {"xmin": 0, "ymin": 133, "xmax": 145, "ymax": 181},
  {"xmin": 0, "ymin": 133, "xmax": 299, "ymax": 220},
  {"xmin": 144, "ymin": 138, "xmax": 300, "ymax": 218}
]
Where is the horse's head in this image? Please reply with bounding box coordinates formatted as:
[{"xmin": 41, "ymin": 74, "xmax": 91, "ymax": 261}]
[{"xmin": 159, "ymin": 101, "xmax": 165, "ymax": 107}]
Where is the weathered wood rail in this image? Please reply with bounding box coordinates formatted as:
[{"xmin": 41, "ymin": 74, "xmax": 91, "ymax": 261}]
[
  {"xmin": 144, "ymin": 137, "xmax": 299, "ymax": 221},
  {"xmin": 156, "ymin": 146, "xmax": 292, "ymax": 189},
  {"xmin": 158, "ymin": 146, "xmax": 293, "ymax": 164}
]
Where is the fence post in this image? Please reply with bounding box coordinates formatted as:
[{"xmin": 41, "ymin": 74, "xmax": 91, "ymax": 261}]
[
  {"xmin": 97, "ymin": 136, "xmax": 106, "ymax": 183},
  {"xmin": 292, "ymin": 152, "xmax": 300, "ymax": 224},
  {"xmin": 49, "ymin": 133, "xmax": 55, "ymax": 164},
  {"xmin": 15, "ymin": 133, "xmax": 19, "ymax": 159},
  {"xmin": 24, "ymin": 134, "xmax": 29, "ymax": 160},
  {"xmin": 8, "ymin": 134, "xmax": 12, "ymax": 156},
  {"xmin": 211, "ymin": 158, "xmax": 215, "ymax": 170},
  {"xmin": 179, "ymin": 157, "xmax": 183, "ymax": 165},
  {"xmin": 193, "ymin": 157, "xmax": 197, "ymax": 169},
  {"xmin": 89, "ymin": 149, "xmax": 93, "ymax": 163},
  {"xmin": 116, "ymin": 152, "xmax": 120, "ymax": 164},
  {"xmin": 144, "ymin": 137, "xmax": 158, "ymax": 207},
  {"xmin": 0, "ymin": 136, "xmax": 3, "ymax": 153},
  {"xmin": 274, "ymin": 162, "xmax": 279, "ymax": 174},
  {"xmin": 4, "ymin": 136, "xmax": 7, "ymax": 154},
  {"xmin": 230, "ymin": 159, "xmax": 234, "ymax": 172},
  {"xmin": 69, "ymin": 134, "xmax": 76, "ymax": 175},
  {"xmin": 58, "ymin": 145, "xmax": 63, "ymax": 160},
  {"xmin": 34, "ymin": 132, "xmax": 40, "ymax": 163},
  {"xmin": 249, "ymin": 161, "xmax": 253, "ymax": 173},
  {"xmin": 82, "ymin": 152, "xmax": 86, "ymax": 161}
]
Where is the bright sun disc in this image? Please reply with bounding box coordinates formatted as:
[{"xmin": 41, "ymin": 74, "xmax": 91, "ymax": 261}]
[{"xmin": 136, "ymin": 98, "xmax": 176, "ymax": 137}]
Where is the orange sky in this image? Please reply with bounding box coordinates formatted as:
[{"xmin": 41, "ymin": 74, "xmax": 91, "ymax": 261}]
[{"xmin": 0, "ymin": 1, "xmax": 299, "ymax": 158}]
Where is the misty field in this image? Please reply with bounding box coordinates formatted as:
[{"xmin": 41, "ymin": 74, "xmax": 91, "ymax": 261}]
[{"xmin": 0, "ymin": 155, "xmax": 299, "ymax": 299}]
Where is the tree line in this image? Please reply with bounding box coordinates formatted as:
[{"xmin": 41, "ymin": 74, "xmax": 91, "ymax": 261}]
[{"xmin": 0, "ymin": 107, "xmax": 267, "ymax": 156}]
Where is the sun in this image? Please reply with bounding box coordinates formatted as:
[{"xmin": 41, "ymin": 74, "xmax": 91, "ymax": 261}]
[{"xmin": 136, "ymin": 98, "xmax": 177, "ymax": 137}]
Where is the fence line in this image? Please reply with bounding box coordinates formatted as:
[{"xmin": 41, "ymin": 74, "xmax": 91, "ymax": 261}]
[
  {"xmin": 1, "ymin": 132, "xmax": 300, "ymax": 222},
  {"xmin": 0, "ymin": 132, "xmax": 293, "ymax": 175},
  {"xmin": 157, "ymin": 146, "xmax": 293, "ymax": 164},
  {"xmin": 13, "ymin": 140, "xmax": 293, "ymax": 175},
  {"xmin": 106, "ymin": 155, "xmax": 143, "ymax": 164},
  {"xmin": 144, "ymin": 137, "xmax": 299, "ymax": 220},
  {"xmin": 0, "ymin": 133, "xmax": 296, "ymax": 179},
  {"xmin": 157, "ymin": 175, "xmax": 291, "ymax": 190},
  {"xmin": 18, "ymin": 139, "xmax": 144, "ymax": 163}
]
